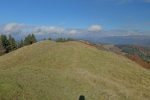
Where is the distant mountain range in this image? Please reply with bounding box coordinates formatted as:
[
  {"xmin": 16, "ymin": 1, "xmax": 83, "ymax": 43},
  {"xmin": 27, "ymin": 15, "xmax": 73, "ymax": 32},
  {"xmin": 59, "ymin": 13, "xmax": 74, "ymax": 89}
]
[
  {"xmin": 88, "ymin": 35, "xmax": 150, "ymax": 47},
  {"xmin": 99, "ymin": 35, "xmax": 150, "ymax": 46}
]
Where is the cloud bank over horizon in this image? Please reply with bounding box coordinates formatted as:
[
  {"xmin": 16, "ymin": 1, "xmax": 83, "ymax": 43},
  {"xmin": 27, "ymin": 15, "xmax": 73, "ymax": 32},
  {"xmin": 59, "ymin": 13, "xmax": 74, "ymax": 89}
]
[
  {"xmin": 0, "ymin": 23, "xmax": 149, "ymax": 40},
  {"xmin": 0, "ymin": 23, "xmax": 103, "ymax": 35}
]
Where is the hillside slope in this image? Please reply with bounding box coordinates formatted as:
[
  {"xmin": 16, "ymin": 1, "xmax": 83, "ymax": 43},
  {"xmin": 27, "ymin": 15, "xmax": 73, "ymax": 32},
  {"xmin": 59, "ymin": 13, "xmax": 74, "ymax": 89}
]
[{"xmin": 0, "ymin": 41, "xmax": 150, "ymax": 100}]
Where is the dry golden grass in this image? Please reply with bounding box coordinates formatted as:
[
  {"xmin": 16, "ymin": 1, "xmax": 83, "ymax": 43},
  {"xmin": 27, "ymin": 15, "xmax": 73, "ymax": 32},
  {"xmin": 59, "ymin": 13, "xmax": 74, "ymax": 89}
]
[{"xmin": 0, "ymin": 40, "xmax": 150, "ymax": 100}]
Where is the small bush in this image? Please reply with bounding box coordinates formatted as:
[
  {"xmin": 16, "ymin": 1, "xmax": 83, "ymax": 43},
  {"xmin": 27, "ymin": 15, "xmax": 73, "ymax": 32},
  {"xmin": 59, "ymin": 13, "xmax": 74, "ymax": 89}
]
[{"xmin": 56, "ymin": 38, "xmax": 75, "ymax": 42}]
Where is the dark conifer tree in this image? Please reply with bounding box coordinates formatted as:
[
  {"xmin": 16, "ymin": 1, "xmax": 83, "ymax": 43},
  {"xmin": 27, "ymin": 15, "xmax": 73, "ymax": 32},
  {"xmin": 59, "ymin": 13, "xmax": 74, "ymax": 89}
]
[
  {"xmin": 0, "ymin": 35, "xmax": 10, "ymax": 53},
  {"xmin": 18, "ymin": 39, "xmax": 24, "ymax": 48},
  {"xmin": 24, "ymin": 34, "xmax": 37, "ymax": 45},
  {"xmin": 8, "ymin": 35, "xmax": 17, "ymax": 51},
  {"xmin": 0, "ymin": 35, "xmax": 6, "ymax": 55}
]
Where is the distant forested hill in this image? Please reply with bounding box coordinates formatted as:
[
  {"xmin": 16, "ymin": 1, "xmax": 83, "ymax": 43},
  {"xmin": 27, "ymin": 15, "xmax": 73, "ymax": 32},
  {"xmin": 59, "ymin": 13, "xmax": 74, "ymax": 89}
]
[{"xmin": 117, "ymin": 45, "xmax": 150, "ymax": 68}]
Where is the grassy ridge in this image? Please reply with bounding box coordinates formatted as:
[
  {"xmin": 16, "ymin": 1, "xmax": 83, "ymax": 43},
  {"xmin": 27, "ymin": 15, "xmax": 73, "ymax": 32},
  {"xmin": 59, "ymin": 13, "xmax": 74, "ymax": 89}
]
[{"xmin": 0, "ymin": 41, "xmax": 150, "ymax": 100}]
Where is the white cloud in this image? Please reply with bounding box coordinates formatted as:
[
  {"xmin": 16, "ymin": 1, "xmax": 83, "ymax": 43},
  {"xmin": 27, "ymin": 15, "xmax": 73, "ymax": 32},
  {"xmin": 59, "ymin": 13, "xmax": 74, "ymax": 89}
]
[
  {"xmin": 68, "ymin": 30, "xmax": 78, "ymax": 34},
  {"xmin": 2, "ymin": 23, "xmax": 25, "ymax": 34},
  {"xmin": 32, "ymin": 26, "xmax": 65, "ymax": 35},
  {"xmin": 67, "ymin": 29, "xmax": 84, "ymax": 34},
  {"xmin": 88, "ymin": 25, "xmax": 102, "ymax": 32}
]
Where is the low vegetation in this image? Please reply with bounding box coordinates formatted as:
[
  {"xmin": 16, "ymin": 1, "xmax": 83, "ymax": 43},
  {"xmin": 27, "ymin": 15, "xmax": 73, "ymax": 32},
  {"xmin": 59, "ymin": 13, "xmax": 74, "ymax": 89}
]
[{"xmin": 55, "ymin": 38, "xmax": 75, "ymax": 42}]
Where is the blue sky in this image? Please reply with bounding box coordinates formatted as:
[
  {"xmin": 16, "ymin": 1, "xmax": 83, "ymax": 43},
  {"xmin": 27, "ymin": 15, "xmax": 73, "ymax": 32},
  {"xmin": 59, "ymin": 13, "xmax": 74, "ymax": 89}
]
[{"xmin": 0, "ymin": 0, "xmax": 150, "ymax": 38}]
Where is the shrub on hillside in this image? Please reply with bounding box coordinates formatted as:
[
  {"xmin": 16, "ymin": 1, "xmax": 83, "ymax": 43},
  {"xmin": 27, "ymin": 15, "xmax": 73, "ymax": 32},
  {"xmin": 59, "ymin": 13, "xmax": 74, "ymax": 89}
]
[{"xmin": 56, "ymin": 38, "xmax": 75, "ymax": 42}]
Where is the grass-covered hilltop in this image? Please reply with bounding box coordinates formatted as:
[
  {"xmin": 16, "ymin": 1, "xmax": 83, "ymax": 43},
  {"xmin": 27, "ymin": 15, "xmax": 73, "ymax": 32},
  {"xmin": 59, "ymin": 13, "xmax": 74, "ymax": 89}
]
[{"xmin": 0, "ymin": 40, "xmax": 150, "ymax": 100}]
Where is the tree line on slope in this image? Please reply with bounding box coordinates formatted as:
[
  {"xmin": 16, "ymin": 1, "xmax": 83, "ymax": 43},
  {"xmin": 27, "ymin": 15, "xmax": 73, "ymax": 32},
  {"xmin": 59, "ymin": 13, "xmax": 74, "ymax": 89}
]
[
  {"xmin": 0, "ymin": 34, "xmax": 76, "ymax": 56},
  {"xmin": 0, "ymin": 34, "xmax": 37, "ymax": 55}
]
